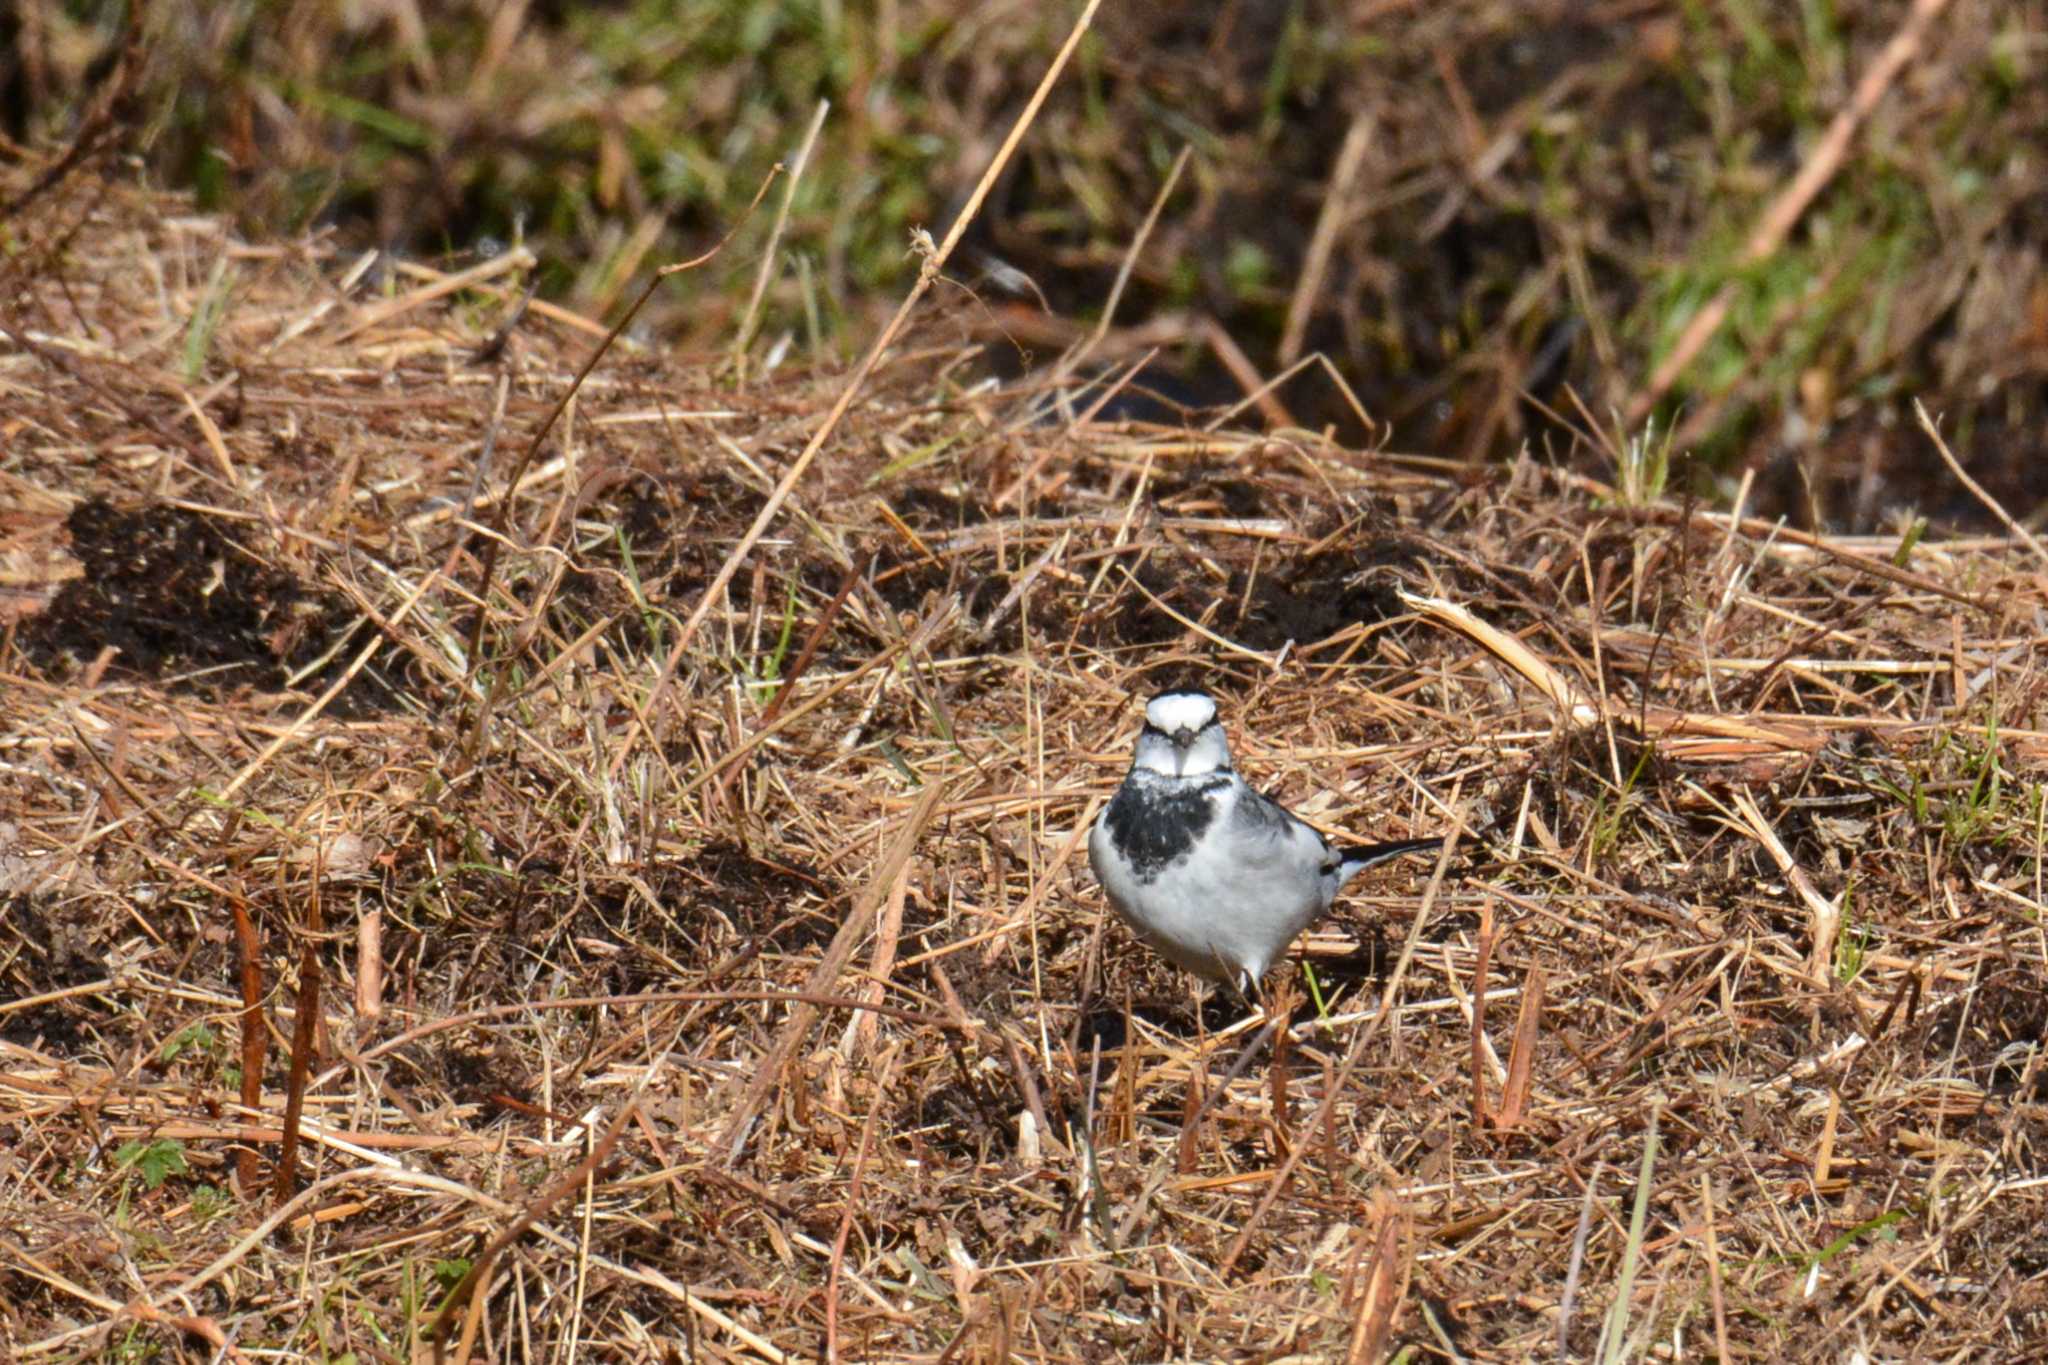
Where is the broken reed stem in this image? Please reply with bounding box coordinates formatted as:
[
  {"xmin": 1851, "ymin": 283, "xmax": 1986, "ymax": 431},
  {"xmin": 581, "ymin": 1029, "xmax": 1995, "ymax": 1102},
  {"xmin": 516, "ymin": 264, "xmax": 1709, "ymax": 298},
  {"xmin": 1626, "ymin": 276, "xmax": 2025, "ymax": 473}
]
[
  {"xmin": 1344, "ymin": 1195, "xmax": 1407, "ymax": 1365},
  {"xmin": 270, "ymin": 869, "xmax": 321, "ymax": 1206},
  {"xmin": 1496, "ymin": 965, "xmax": 1545, "ymax": 1130},
  {"xmin": 232, "ymin": 897, "xmax": 264, "ymax": 1193},
  {"xmin": 1470, "ymin": 901, "xmax": 1494, "ymax": 1129},
  {"xmin": 1700, "ymin": 1172, "xmax": 1733, "ymax": 1363}
]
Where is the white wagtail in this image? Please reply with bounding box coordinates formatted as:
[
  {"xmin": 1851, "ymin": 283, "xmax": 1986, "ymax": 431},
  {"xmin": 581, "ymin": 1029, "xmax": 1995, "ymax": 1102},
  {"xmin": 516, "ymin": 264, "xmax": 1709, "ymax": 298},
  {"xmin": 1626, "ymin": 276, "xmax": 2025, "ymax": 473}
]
[{"xmin": 1089, "ymin": 689, "xmax": 1442, "ymax": 997}]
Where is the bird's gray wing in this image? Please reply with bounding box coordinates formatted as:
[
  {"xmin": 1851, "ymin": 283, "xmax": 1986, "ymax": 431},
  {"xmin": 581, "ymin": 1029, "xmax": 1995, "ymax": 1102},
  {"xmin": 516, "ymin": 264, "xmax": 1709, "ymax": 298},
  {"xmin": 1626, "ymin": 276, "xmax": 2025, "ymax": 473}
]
[{"xmin": 1231, "ymin": 788, "xmax": 1333, "ymax": 868}]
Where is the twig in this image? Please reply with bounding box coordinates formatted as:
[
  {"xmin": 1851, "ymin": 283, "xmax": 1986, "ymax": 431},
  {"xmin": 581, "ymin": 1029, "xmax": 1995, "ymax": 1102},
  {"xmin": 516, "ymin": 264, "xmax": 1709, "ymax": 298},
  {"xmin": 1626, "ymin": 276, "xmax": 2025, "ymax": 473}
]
[
  {"xmin": 1557, "ymin": 1160, "xmax": 1603, "ymax": 1357},
  {"xmin": 230, "ymin": 895, "xmax": 264, "ymax": 1192},
  {"xmin": 1718, "ymin": 785, "xmax": 1842, "ymax": 984},
  {"xmin": 1470, "ymin": 902, "xmax": 1494, "ymax": 1128},
  {"xmin": 852, "ymin": 861, "xmax": 910, "ymax": 1054},
  {"xmin": 1200, "ymin": 315, "xmax": 1295, "ymax": 428},
  {"xmin": 1699, "ymin": 1172, "xmax": 1732, "ymax": 1363},
  {"xmin": 271, "ymin": 865, "xmax": 323, "ymax": 1206},
  {"xmin": 1282, "ymin": 110, "xmax": 1375, "ymax": 366},
  {"xmin": 1344, "ymin": 1194, "xmax": 1407, "ymax": 1365},
  {"xmin": 1369, "ymin": 796, "xmax": 1465, "ymax": 1036},
  {"xmin": 1914, "ymin": 397, "xmax": 2048, "ymax": 568},
  {"xmin": 733, "ymin": 98, "xmax": 832, "ymax": 377}
]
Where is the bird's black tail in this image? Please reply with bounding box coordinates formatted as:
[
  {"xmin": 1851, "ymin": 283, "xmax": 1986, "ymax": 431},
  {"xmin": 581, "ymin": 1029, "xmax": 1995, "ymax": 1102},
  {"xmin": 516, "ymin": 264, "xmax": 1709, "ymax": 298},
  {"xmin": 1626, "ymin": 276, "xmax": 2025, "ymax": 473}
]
[{"xmin": 1335, "ymin": 836, "xmax": 1444, "ymax": 881}]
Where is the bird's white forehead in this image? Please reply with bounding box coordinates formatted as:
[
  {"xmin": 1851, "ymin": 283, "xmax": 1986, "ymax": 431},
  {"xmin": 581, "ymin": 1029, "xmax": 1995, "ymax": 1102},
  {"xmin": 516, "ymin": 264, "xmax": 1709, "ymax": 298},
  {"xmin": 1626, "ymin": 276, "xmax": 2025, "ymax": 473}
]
[{"xmin": 1145, "ymin": 691, "xmax": 1218, "ymax": 732}]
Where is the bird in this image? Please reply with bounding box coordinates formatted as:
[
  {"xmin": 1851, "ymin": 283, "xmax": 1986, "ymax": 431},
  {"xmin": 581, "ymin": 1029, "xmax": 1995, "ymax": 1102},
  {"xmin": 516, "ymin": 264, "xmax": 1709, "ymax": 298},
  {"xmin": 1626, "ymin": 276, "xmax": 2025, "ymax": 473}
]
[{"xmin": 1088, "ymin": 688, "xmax": 1442, "ymax": 998}]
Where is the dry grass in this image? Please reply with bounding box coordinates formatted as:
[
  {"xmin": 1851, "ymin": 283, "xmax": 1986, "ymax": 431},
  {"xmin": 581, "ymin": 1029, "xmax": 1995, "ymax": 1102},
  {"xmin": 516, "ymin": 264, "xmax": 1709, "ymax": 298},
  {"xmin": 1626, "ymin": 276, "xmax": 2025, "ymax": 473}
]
[{"xmin": 3, "ymin": 165, "xmax": 2047, "ymax": 1363}]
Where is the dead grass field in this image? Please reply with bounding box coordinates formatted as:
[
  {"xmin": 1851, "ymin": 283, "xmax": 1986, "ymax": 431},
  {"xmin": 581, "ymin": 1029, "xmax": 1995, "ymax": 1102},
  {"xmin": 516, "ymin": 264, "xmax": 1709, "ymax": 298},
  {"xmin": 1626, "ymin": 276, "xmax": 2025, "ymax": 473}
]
[{"xmin": 3, "ymin": 163, "xmax": 2048, "ymax": 1362}]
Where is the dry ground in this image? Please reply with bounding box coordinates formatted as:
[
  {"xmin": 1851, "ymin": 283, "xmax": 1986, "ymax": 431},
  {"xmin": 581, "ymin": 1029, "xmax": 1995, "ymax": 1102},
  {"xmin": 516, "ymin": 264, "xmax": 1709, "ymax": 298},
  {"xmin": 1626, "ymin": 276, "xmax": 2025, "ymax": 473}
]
[{"xmin": 2, "ymin": 175, "xmax": 2046, "ymax": 1363}]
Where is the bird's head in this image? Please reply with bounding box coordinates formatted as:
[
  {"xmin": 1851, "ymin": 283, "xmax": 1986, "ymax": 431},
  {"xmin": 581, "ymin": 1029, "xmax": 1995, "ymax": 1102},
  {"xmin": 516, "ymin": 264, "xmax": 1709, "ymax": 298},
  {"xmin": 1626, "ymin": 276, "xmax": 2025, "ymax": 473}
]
[{"xmin": 1132, "ymin": 689, "xmax": 1232, "ymax": 778}]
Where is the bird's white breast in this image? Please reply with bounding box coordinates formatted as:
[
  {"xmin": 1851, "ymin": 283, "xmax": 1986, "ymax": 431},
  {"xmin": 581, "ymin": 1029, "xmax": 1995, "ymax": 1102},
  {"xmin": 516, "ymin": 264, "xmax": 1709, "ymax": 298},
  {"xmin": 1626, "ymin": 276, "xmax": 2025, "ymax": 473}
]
[{"xmin": 1091, "ymin": 778, "xmax": 1332, "ymax": 984}]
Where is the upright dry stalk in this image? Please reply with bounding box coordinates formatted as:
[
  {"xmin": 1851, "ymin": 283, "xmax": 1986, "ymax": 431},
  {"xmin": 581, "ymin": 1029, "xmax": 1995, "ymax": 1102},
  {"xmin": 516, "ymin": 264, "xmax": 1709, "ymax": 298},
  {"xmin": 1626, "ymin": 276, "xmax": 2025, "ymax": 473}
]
[
  {"xmin": 232, "ymin": 897, "xmax": 264, "ymax": 1193},
  {"xmin": 272, "ymin": 872, "xmax": 322, "ymax": 1205}
]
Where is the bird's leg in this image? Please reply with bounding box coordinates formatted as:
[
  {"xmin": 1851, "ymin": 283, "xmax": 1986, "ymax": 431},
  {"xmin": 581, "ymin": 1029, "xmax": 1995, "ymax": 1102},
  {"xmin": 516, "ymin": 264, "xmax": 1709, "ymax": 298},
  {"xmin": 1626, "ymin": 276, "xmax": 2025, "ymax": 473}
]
[{"xmin": 1231, "ymin": 969, "xmax": 1260, "ymax": 1019}]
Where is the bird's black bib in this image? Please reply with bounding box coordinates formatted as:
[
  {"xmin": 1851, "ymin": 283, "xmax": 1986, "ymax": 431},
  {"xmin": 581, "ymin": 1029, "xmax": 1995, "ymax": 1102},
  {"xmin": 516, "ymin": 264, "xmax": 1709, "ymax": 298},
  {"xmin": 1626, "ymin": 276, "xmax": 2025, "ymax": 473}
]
[{"xmin": 1100, "ymin": 775, "xmax": 1231, "ymax": 882}]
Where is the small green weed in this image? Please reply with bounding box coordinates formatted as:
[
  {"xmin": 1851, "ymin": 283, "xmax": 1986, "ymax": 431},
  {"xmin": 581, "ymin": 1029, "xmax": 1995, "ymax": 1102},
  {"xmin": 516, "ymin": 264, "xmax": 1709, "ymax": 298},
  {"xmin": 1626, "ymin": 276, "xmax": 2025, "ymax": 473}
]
[
  {"xmin": 752, "ymin": 575, "xmax": 802, "ymax": 705},
  {"xmin": 1614, "ymin": 416, "xmax": 1673, "ymax": 509},
  {"xmin": 181, "ymin": 259, "xmax": 237, "ymax": 383},
  {"xmin": 1890, "ymin": 515, "xmax": 1927, "ymax": 567},
  {"xmin": 1589, "ymin": 743, "xmax": 1658, "ymax": 861},
  {"xmin": 109, "ymin": 1324, "xmax": 161, "ymax": 1363},
  {"xmin": 1593, "ymin": 1108, "xmax": 1660, "ymax": 1364},
  {"xmin": 160, "ymin": 1022, "xmax": 220, "ymax": 1066},
  {"xmin": 1834, "ymin": 879, "xmax": 1870, "ymax": 985},
  {"xmin": 1300, "ymin": 961, "xmax": 1332, "ymax": 1021},
  {"xmin": 189, "ymin": 1183, "xmax": 233, "ymax": 1224},
  {"xmin": 1943, "ymin": 713, "xmax": 2008, "ymax": 846},
  {"xmin": 114, "ymin": 1138, "xmax": 188, "ymax": 1191}
]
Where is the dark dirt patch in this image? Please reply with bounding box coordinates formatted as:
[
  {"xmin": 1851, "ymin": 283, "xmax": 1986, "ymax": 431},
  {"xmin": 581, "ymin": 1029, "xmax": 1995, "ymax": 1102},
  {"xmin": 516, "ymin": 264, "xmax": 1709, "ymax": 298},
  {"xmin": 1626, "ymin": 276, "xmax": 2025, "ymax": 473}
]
[
  {"xmin": 1235, "ymin": 566, "xmax": 1412, "ymax": 653},
  {"xmin": 912, "ymin": 1062, "xmax": 1015, "ymax": 1161},
  {"xmin": 1928, "ymin": 974, "xmax": 2048, "ymax": 1081},
  {"xmin": 677, "ymin": 842, "xmax": 835, "ymax": 948},
  {"xmin": 548, "ymin": 471, "xmax": 883, "ymax": 674},
  {"xmin": 18, "ymin": 499, "xmax": 397, "ymax": 712},
  {"xmin": 537, "ymin": 472, "xmax": 761, "ymax": 621},
  {"xmin": 520, "ymin": 845, "xmax": 838, "ymax": 992},
  {"xmin": 0, "ymin": 894, "xmax": 106, "ymax": 1053},
  {"xmin": 434, "ymin": 1039, "xmax": 534, "ymax": 1109}
]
